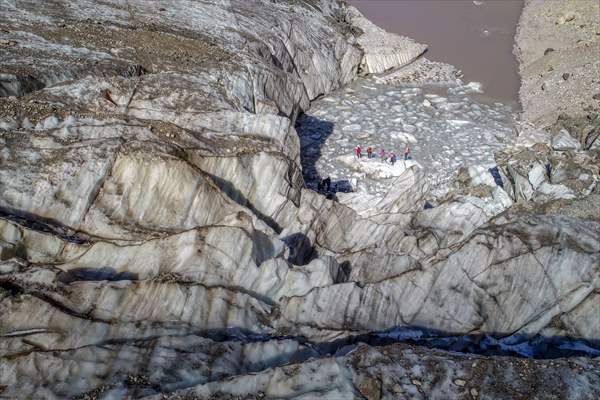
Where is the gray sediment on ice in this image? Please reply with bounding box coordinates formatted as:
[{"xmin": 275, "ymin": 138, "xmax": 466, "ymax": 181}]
[{"xmin": 0, "ymin": 0, "xmax": 599, "ymax": 399}]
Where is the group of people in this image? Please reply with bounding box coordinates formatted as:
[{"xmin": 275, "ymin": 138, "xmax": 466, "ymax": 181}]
[
  {"xmin": 315, "ymin": 145, "xmax": 412, "ymax": 195},
  {"xmin": 354, "ymin": 145, "xmax": 411, "ymax": 166}
]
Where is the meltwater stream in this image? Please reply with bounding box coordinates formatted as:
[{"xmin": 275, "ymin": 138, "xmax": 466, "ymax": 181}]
[
  {"xmin": 211, "ymin": 327, "xmax": 600, "ymax": 360},
  {"xmin": 297, "ymin": 77, "xmax": 516, "ymax": 199}
]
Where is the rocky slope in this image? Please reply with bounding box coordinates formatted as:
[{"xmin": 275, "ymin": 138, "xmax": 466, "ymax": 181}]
[
  {"xmin": 507, "ymin": 0, "xmax": 600, "ymax": 215},
  {"xmin": 1, "ymin": 0, "xmax": 599, "ymax": 399},
  {"xmin": 515, "ymin": 0, "xmax": 600, "ymax": 129}
]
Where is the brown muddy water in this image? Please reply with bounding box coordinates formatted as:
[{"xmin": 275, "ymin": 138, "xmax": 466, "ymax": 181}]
[{"xmin": 350, "ymin": 0, "xmax": 523, "ymax": 106}]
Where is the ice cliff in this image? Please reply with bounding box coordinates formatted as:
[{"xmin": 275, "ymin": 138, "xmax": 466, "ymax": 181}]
[{"xmin": 0, "ymin": 0, "xmax": 599, "ymax": 399}]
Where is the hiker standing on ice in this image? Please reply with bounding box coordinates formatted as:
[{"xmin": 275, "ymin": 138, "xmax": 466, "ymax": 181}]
[
  {"xmin": 355, "ymin": 145, "xmax": 362, "ymax": 159},
  {"xmin": 404, "ymin": 146, "xmax": 410, "ymax": 161},
  {"xmin": 390, "ymin": 153, "xmax": 397, "ymax": 166},
  {"xmin": 323, "ymin": 177, "xmax": 331, "ymax": 191},
  {"xmin": 379, "ymin": 149, "xmax": 385, "ymax": 159},
  {"xmin": 367, "ymin": 146, "xmax": 373, "ymax": 158}
]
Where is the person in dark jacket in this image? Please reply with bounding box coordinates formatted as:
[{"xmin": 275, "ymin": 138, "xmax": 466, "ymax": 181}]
[
  {"xmin": 323, "ymin": 176, "xmax": 331, "ymax": 191},
  {"xmin": 390, "ymin": 153, "xmax": 397, "ymax": 166}
]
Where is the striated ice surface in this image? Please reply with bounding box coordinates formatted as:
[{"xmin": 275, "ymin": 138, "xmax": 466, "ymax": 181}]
[{"xmin": 297, "ymin": 79, "xmax": 516, "ymax": 198}]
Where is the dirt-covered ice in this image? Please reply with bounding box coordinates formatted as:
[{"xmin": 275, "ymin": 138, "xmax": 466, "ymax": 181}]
[{"xmin": 297, "ymin": 78, "xmax": 516, "ymax": 198}]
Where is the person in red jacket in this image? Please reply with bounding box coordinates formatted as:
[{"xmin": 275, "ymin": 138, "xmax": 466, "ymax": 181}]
[
  {"xmin": 355, "ymin": 145, "xmax": 362, "ymax": 159},
  {"xmin": 404, "ymin": 146, "xmax": 410, "ymax": 161},
  {"xmin": 367, "ymin": 146, "xmax": 373, "ymax": 158}
]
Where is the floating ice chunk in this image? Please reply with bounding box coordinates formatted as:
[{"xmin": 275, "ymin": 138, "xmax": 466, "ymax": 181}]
[
  {"xmin": 390, "ymin": 132, "xmax": 417, "ymax": 144},
  {"xmin": 402, "ymin": 124, "xmax": 416, "ymax": 133},
  {"xmin": 342, "ymin": 124, "xmax": 361, "ymax": 132},
  {"xmin": 448, "ymin": 119, "xmax": 472, "ymax": 127},
  {"xmin": 464, "ymin": 81, "xmax": 484, "ymax": 93},
  {"xmin": 437, "ymin": 102, "xmax": 462, "ymax": 112},
  {"xmin": 448, "ymin": 81, "xmax": 483, "ymax": 95},
  {"xmin": 430, "ymin": 97, "xmax": 448, "ymax": 105}
]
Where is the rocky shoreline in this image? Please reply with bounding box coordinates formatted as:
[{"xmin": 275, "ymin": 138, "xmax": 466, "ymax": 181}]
[{"xmin": 1, "ymin": 1, "xmax": 599, "ymax": 399}]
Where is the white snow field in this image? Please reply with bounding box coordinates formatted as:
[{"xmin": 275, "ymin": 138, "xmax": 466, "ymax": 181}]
[{"xmin": 297, "ymin": 78, "xmax": 516, "ymax": 199}]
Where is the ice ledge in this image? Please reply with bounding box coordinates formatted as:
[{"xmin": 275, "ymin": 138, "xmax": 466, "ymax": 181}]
[{"xmin": 347, "ymin": 6, "xmax": 428, "ymax": 75}]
